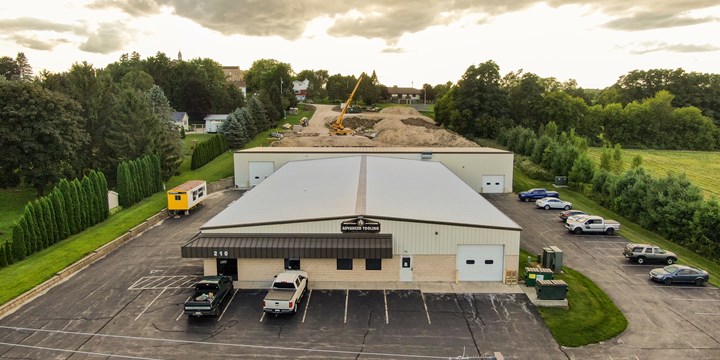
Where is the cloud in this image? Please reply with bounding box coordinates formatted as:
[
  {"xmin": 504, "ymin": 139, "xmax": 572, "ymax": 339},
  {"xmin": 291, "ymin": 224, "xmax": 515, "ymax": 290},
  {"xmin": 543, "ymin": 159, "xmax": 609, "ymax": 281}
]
[
  {"xmin": 0, "ymin": 17, "xmax": 87, "ymax": 35},
  {"xmin": 630, "ymin": 42, "xmax": 720, "ymax": 54},
  {"xmin": 85, "ymin": 0, "xmax": 720, "ymax": 44},
  {"xmin": 79, "ymin": 22, "xmax": 136, "ymax": 54},
  {"xmin": 8, "ymin": 35, "xmax": 71, "ymax": 51},
  {"xmin": 382, "ymin": 47, "xmax": 405, "ymax": 54},
  {"xmin": 603, "ymin": 11, "xmax": 717, "ymax": 31}
]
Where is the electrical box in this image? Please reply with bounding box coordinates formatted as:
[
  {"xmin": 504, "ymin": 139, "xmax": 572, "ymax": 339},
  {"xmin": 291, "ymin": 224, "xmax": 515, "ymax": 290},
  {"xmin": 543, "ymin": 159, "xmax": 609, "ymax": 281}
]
[{"xmin": 542, "ymin": 246, "xmax": 564, "ymax": 273}]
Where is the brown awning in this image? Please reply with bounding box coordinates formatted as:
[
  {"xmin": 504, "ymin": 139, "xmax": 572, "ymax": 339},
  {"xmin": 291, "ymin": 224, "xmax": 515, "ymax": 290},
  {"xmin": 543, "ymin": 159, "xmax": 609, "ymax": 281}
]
[{"xmin": 181, "ymin": 233, "xmax": 393, "ymax": 259}]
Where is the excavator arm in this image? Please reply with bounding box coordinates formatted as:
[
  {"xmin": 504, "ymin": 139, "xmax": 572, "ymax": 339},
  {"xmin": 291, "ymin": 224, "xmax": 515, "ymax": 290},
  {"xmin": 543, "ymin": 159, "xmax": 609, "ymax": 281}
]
[{"xmin": 331, "ymin": 76, "xmax": 363, "ymax": 135}]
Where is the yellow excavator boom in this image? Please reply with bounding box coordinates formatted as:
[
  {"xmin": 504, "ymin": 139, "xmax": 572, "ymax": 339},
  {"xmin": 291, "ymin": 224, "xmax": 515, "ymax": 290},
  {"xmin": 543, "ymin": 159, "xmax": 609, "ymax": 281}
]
[{"xmin": 332, "ymin": 76, "xmax": 363, "ymax": 135}]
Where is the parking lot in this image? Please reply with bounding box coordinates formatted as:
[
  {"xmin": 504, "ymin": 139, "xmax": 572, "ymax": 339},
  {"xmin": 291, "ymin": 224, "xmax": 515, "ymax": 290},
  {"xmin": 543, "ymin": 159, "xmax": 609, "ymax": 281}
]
[
  {"xmin": 0, "ymin": 190, "xmax": 567, "ymax": 360},
  {"xmin": 487, "ymin": 193, "xmax": 720, "ymax": 359}
]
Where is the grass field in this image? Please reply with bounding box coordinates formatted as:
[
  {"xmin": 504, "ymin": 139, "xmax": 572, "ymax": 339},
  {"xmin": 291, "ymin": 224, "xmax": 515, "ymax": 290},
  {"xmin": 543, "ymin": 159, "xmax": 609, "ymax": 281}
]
[
  {"xmin": 0, "ymin": 188, "xmax": 37, "ymax": 246},
  {"xmin": 586, "ymin": 148, "xmax": 720, "ymax": 199}
]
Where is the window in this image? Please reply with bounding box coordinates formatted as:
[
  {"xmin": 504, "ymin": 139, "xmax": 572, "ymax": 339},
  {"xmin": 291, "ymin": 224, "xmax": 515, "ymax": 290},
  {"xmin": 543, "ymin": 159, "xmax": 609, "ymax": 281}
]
[
  {"xmin": 284, "ymin": 258, "xmax": 301, "ymax": 270},
  {"xmin": 366, "ymin": 258, "xmax": 382, "ymax": 271},
  {"xmin": 337, "ymin": 259, "xmax": 353, "ymax": 270},
  {"xmin": 645, "ymin": 248, "xmax": 653, "ymax": 253},
  {"xmin": 174, "ymin": 195, "xmax": 181, "ymax": 201}
]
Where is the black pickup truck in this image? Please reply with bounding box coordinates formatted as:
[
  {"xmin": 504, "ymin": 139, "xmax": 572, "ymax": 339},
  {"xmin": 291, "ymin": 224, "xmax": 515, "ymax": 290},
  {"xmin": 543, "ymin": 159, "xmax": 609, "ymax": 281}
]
[{"xmin": 184, "ymin": 275, "xmax": 233, "ymax": 317}]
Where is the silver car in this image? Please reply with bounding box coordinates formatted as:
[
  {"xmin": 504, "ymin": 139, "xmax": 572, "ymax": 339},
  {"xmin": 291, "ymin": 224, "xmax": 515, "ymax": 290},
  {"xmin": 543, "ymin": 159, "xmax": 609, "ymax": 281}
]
[{"xmin": 535, "ymin": 197, "xmax": 572, "ymax": 210}]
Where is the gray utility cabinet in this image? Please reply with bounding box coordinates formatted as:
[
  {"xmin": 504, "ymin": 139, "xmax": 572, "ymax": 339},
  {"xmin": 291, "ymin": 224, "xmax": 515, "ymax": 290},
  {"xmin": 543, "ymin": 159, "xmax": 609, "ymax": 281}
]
[{"xmin": 542, "ymin": 246, "xmax": 564, "ymax": 273}]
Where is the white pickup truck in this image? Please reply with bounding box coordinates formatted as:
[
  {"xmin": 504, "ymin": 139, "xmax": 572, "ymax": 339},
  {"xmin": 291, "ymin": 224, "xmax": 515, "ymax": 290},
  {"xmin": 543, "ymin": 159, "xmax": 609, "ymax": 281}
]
[
  {"xmin": 262, "ymin": 271, "xmax": 308, "ymax": 314},
  {"xmin": 565, "ymin": 215, "xmax": 620, "ymax": 235}
]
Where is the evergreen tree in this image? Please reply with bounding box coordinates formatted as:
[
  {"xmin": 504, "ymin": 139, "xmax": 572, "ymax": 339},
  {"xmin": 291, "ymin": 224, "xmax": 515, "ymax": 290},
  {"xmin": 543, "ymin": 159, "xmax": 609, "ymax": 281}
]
[
  {"xmin": 97, "ymin": 171, "xmax": 110, "ymax": 219},
  {"xmin": 81, "ymin": 176, "xmax": 97, "ymax": 225},
  {"xmin": 0, "ymin": 243, "xmax": 7, "ymax": 267},
  {"xmin": 117, "ymin": 161, "xmax": 131, "ymax": 207},
  {"xmin": 219, "ymin": 107, "xmax": 249, "ymax": 149},
  {"xmin": 42, "ymin": 197, "xmax": 58, "ymax": 244},
  {"xmin": 151, "ymin": 154, "xmax": 162, "ymax": 192},
  {"xmin": 51, "ymin": 188, "xmax": 69, "ymax": 239},
  {"xmin": 23, "ymin": 206, "xmax": 40, "ymax": 252},
  {"xmin": 58, "ymin": 179, "xmax": 78, "ymax": 234},
  {"xmin": 31, "ymin": 200, "xmax": 48, "ymax": 249},
  {"xmin": 11, "ymin": 223, "xmax": 27, "ymax": 261},
  {"xmin": 70, "ymin": 178, "xmax": 84, "ymax": 230},
  {"xmin": 130, "ymin": 159, "xmax": 142, "ymax": 202},
  {"xmin": 4, "ymin": 242, "xmax": 12, "ymax": 265},
  {"xmin": 141, "ymin": 156, "xmax": 153, "ymax": 196},
  {"xmin": 20, "ymin": 216, "xmax": 35, "ymax": 255}
]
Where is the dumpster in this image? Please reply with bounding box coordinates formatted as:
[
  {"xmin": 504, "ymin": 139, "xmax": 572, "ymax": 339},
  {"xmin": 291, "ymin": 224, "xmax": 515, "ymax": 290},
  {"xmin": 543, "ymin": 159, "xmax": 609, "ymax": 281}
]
[
  {"xmin": 524, "ymin": 267, "xmax": 554, "ymax": 287},
  {"xmin": 535, "ymin": 279, "xmax": 569, "ymax": 300}
]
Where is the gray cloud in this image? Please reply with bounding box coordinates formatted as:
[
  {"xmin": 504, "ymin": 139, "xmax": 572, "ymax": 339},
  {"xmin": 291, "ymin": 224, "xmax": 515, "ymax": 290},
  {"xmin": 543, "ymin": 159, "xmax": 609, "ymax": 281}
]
[
  {"xmin": 382, "ymin": 47, "xmax": 405, "ymax": 54},
  {"xmin": 8, "ymin": 34, "xmax": 71, "ymax": 50},
  {"xmin": 0, "ymin": 17, "xmax": 87, "ymax": 35},
  {"xmin": 630, "ymin": 42, "xmax": 720, "ymax": 55},
  {"xmin": 86, "ymin": 0, "xmax": 720, "ymax": 43},
  {"xmin": 79, "ymin": 22, "xmax": 136, "ymax": 54}
]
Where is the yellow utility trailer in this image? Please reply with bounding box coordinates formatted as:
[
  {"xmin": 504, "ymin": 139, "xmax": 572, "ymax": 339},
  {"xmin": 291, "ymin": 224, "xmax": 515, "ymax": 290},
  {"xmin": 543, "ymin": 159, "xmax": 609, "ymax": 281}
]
[{"xmin": 167, "ymin": 180, "xmax": 207, "ymax": 215}]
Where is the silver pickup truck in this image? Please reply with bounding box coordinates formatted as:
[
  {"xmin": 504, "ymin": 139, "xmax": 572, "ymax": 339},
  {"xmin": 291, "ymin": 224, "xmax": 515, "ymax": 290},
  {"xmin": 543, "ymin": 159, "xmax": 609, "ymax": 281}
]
[
  {"xmin": 565, "ymin": 215, "xmax": 620, "ymax": 235},
  {"xmin": 263, "ymin": 271, "xmax": 308, "ymax": 314}
]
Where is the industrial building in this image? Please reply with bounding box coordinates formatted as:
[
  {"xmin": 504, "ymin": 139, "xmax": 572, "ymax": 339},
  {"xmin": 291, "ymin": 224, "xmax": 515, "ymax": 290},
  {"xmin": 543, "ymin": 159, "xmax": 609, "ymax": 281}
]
[
  {"xmin": 181, "ymin": 153, "xmax": 521, "ymax": 284},
  {"xmin": 232, "ymin": 147, "xmax": 514, "ymax": 193}
]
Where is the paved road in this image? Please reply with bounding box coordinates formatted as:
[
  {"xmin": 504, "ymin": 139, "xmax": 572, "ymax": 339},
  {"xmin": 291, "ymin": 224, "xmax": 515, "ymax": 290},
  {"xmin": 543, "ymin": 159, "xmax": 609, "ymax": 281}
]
[
  {"xmin": 0, "ymin": 190, "xmax": 566, "ymax": 359},
  {"xmin": 487, "ymin": 193, "xmax": 720, "ymax": 359}
]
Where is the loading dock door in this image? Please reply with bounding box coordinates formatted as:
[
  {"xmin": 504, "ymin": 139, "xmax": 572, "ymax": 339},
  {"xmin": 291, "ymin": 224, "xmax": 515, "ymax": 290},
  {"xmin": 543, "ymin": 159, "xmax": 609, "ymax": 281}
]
[
  {"xmin": 481, "ymin": 175, "xmax": 505, "ymax": 193},
  {"xmin": 456, "ymin": 245, "xmax": 504, "ymax": 281},
  {"xmin": 249, "ymin": 161, "xmax": 274, "ymax": 187}
]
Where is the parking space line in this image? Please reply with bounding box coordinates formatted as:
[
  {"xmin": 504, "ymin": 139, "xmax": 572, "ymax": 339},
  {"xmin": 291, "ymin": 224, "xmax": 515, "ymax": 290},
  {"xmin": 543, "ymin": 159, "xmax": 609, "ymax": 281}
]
[
  {"xmin": 420, "ymin": 292, "xmax": 431, "ymax": 325},
  {"xmin": 383, "ymin": 290, "xmax": 389, "ymax": 324},
  {"xmin": 165, "ymin": 276, "xmax": 189, "ymax": 288},
  {"xmin": 301, "ymin": 289, "xmax": 312, "ymax": 323},
  {"xmin": 218, "ymin": 289, "xmax": 239, "ymax": 321},
  {"xmin": 176, "ymin": 294, "xmax": 193, "ymax": 321},
  {"xmin": 259, "ymin": 312, "xmax": 266, "ymax": 323},
  {"xmin": 344, "ymin": 289, "xmax": 349, "ymax": 324},
  {"xmin": 135, "ymin": 288, "xmax": 166, "ymax": 321}
]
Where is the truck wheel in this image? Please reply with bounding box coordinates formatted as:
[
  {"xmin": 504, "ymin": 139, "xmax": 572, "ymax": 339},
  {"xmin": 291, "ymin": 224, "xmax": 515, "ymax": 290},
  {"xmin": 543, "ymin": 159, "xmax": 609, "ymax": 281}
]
[
  {"xmin": 564, "ymin": 205, "xmax": 571, "ymax": 210},
  {"xmin": 695, "ymin": 278, "xmax": 705, "ymax": 286},
  {"xmin": 605, "ymin": 228, "xmax": 615, "ymax": 235},
  {"xmin": 573, "ymin": 227, "xmax": 582, "ymax": 235},
  {"xmin": 663, "ymin": 278, "xmax": 672, "ymax": 285},
  {"xmin": 636, "ymin": 257, "xmax": 645, "ymax": 264},
  {"xmin": 665, "ymin": 257, "xmax": 676, "ymax": 265}
]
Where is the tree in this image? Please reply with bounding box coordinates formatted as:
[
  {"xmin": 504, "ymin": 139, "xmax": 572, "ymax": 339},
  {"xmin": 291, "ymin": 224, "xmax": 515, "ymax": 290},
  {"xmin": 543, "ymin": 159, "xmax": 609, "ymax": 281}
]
[
  {"xmin": 42, "ymin": 197, "xmax": 58, "ymax": 244},
  {"xmin": 23, "ymin": 205, "xmax": 40, "ymax": 252},
  {"xmin": 612, "ymin": 144, "xmax": 624, "ymax": 173},
  {"xmin": 19, "ymin": 217, "xmax": 35, "ymax": 255},
  {"xmin": 69, "ymin": 179, "xmax": 83, "ymax": 232},
  {"xmin": 11, "ymin": 223, "xmax": 27, "ymax": 261},
  {"xmin": 247, "ymin": 96, "xmax": 270, "ymax": 132},
  {"xmin": 220, "ymin": 108, "xmax": 250, "ymax": 149},
  {"xmin": 0, "ymin": 243, "xmax": 7, "ymax": 267},
  {"xmin": 0, "ymin": 81, "xmax": 87, "ymax": 195},
  {"xmin": 244, "ymin": 59, "xmax": 293, "ymax": 123},
  {"xmin": 58, "ymin": 179, "xmax": 78, "ymax": 234},
  {"xmin": 105, "ymin": 88, "xmax": 155, "ymax": 165},
  {"xmin": 31, "ymin": 200, "xmax": 48, "ymax": 249},
  {"xmin": 3, "ymin": 242, "xmax": 12, "ymax": 265},
  {"xmin": 51, "ymin": 187, "xmax": 70, "ymax": 239},
  {"xmin": 0, "ymin": 56, "xmax": 19, "ymax": 80}
]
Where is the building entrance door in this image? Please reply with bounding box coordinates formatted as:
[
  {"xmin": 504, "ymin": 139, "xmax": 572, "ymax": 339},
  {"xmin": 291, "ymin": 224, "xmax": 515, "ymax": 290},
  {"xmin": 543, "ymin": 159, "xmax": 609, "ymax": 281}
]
[
  {"xmin": 216, "ymin": 258, "xmax": 238, "ymax": 281},
  {"xmin": 399, "ymin": 256, "xmax": 413, "ymax": 281}
]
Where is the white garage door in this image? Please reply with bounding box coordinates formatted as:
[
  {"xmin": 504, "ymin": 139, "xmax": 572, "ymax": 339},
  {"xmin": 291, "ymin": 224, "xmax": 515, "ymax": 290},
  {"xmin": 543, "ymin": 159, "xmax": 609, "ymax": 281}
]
[
  {"xmin": 456, "ymin": 245, "xmax": 504, "ymax": 281},
  {"xmin": 249, "ymin": 161, "xmax": 274, "ymax": 187},
  {"xmin": 481, "ymin": 175, "xmax": 504, "ymax": 193}
]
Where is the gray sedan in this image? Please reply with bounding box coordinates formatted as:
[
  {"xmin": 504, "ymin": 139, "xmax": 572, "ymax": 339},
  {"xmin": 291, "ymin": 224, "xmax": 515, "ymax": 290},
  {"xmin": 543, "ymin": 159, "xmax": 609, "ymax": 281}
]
[{"xmin": 649, "ymin": 265, "xmax": 709, "ymax": 286}]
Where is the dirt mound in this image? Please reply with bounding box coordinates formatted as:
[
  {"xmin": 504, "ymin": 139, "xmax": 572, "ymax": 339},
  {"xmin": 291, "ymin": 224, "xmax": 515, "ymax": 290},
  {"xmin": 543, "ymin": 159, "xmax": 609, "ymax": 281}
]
[
  {"xmin": 342, "ymin": 117, "xmax": 382, "ymax": 129},
  {"xmin": 401, "ymin": 118, "xmax": 438, "ymax": 129},
  {"xmin": 374, "ymin": 121, "xmax": 478, "ymax": 147},
  {"xmin": 274, "ymin": 135, "xmax": 376, "ymax": 147},
  {"xmin": 379, "ymin": 107, "xmax": 421, "ymax": 116}
]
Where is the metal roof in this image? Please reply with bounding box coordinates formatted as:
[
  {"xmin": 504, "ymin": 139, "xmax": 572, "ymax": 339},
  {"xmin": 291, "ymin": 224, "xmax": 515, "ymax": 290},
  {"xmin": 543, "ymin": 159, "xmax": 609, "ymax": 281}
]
[
  {"xmin": 181, "ymin": 233, "xmax": 392, "ymax": 259},
  {"xmin": 169, "ymin": 180, "xmax": 205, "ymax": 192},
  {"xmin": 201, "ymin": 155, "xmax": 521, "ymax": 231},
  {"xmin": 235, "ymin": 147, "xmax": 510, "ymax": 154}
]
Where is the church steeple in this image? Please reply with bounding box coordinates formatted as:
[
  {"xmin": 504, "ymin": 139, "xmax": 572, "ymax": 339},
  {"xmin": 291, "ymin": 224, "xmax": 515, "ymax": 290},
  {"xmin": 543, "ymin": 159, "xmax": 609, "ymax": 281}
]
[{"xmin": 178, "ymin": 50, "xmax": 182, "ymax": 61}]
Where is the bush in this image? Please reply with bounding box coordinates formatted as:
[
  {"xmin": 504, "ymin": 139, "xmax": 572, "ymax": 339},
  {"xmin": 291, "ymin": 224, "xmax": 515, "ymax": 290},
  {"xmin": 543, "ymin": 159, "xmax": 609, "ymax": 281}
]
[{"xmin": 515, "ymin": 157, "xmax": 553, "ymax": 181}]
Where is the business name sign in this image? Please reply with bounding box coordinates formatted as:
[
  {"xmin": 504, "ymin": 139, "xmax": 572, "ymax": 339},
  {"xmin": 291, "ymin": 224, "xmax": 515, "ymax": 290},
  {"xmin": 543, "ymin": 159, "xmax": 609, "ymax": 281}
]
[{"xmin": 341, "ymin": 217, "xmax": 380, "ymax": 233}]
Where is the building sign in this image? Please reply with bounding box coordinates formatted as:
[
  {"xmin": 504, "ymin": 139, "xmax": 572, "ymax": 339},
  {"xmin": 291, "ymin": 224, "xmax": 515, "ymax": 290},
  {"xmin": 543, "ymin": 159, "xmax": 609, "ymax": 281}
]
[{"xmin": 341, "ymin": 217, "xmax": 381, "ymax": 233}]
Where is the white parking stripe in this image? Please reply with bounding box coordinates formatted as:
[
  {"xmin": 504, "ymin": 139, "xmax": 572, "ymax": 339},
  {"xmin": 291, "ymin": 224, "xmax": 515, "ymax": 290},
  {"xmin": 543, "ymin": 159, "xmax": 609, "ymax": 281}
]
[
  {"xmin": 383, "ymin": 290, "xmax": 389, "ymax": 324},
  {"xmin": 135, "ymin": 288, "xmax": 166, "ymax": 321},
  {"xmin": 420, "ymin": 292, "xmax": 431, "ymax": 325},
  {"xmin": 0, "ymin": 341, "xmax": 162, "ymax": 360},
  {"xmin": 259, "ymin": 312, "xmax": 265, "ymax": 322},
  {"xmin": 176, "ymin": 294, "xmax": 193, "ymax": 321},
  {"xmin": 301, "ymin": 289, "xmax": 312, "ymax": 323},
  {"xmin": 218, "ymin": 289, "xmax": 239, "ymax": 321},
  {"xmin": 344, "ymin": 289, "xmax": 349, "ymax": 324}
]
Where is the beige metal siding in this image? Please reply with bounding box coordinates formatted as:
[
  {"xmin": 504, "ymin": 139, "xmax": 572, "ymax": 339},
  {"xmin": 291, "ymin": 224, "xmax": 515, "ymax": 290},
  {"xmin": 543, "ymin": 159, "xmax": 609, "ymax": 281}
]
[{"xmin": 233, "ymin": 150, "xmax": 513, "ymax": 192}]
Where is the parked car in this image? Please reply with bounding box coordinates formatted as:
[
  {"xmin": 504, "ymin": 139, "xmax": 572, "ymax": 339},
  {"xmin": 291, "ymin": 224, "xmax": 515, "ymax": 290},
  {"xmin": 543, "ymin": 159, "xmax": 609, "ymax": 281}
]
[
  {"xmin": 559, "ymin": 210, "xmax": 587, "ymax": 222},
  {"xmin": 269, "ymin": 131, "xmax": 284, "ymax": 139},
  {"xmin": 649, "ymin": 265, "xmax": 708, "ymax": 285},
  {"xmin": 518, "ymin": 188, "xmax": 559, "ymax": 202},
  {"xmin": 623, "ymin": 243, "xmax": 678, "ymax": 265},
  {"xmin": 565, "ymin": 215, "xmax": 620, "ymax": 235},
  {"xmin": 536, "ymin": 197, "xmax": 572, "ymax": 210},
  {"xmin": 263, "ymin": 271, "xmax": 308, "ymax": 314}
]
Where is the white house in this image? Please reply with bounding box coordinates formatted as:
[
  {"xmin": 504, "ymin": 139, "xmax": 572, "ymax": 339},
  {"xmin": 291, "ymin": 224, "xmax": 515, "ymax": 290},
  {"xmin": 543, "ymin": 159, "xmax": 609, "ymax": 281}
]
[
  {"xmin": 204, "ymin": 114, "xmax": 229, "ymax": 133},
  {"xmin": 293, "ymin": 79, "xmax": 310, "ymax": 101},
  {"xmin": 172, "ymin": 112, "xmax": 189, "ymax": 130}
]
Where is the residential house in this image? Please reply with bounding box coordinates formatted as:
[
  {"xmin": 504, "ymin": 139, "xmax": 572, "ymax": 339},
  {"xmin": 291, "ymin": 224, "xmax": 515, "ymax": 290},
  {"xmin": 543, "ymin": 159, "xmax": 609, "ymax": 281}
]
[
  {"xmin": 293, "ymin": 79, "xmax": 310, "ymax": 101},
  {"xmin": 222, "ymin": 66, "xmax": 247, "ymax": 97},
  {"xmin": 171, "ymin": 112, "xmax": 189, "ymax": 130},
  {"xmin": 204, "ymin": 114, "xmax": 229, "ymax": 133},
  {"xmin": 388, "ymin": 86, "xmax": 422, "ymax": 104}
]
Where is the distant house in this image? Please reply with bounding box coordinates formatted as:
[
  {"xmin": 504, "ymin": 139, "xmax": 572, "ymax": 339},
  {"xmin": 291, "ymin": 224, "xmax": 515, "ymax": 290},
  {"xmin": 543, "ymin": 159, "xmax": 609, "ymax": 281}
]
[
  {"xmin": 172, "ymin": 112, "xmax": 189, "ymax": 130},
  {"xmin": 388, "ymin": 86, "xmax": 422, "ymax": 104},
  {"xmin": 292, "ymin": 79, "xmax": 310, "ymax": 101},
  {"xmin": 204, "ymin": 114, "xmax": 229, "ymax": 133},
  {"xmin": 222, "ymin": 66, "xmax": 247, "ymax": 97}
]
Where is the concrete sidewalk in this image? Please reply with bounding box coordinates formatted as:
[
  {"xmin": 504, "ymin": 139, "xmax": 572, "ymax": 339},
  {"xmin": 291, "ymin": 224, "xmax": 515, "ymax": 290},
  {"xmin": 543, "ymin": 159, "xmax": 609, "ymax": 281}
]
[{"xmin": 235, "ymin": 280, "xmax": 524, "ymax": 294}]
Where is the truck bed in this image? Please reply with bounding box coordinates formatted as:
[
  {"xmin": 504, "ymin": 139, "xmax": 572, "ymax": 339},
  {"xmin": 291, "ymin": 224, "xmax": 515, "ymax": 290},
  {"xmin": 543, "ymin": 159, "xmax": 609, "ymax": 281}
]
[{"xmin": 265, "ymin": 288, "xmax": 295, "ymax": 301}]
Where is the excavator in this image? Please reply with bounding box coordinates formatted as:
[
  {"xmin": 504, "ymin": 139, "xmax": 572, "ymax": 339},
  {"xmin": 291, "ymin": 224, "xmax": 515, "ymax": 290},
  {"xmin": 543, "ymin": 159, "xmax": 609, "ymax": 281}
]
[{"xmin": 331, "ymin": 76, "xmax": 363, "ymax": 135}]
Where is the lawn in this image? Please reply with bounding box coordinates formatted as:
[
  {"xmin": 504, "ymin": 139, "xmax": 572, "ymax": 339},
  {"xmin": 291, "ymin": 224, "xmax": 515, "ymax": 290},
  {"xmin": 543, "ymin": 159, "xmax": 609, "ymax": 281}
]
[
  {"xmin": 518, "ymin": 249, "xmax": 628, "ymax": 347},
  {"xmin": 0, "ymin": 187, "xmax": 36, "ymax": 246},
  {"xmin": 586, "ymin": 148, "xmax": 720, "ymax": 199}
]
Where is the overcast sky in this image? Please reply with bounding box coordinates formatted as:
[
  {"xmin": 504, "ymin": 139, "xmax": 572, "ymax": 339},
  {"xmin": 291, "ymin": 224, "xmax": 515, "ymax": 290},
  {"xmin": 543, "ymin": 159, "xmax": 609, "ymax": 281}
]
[{"xmin": 1, "ymin": 0, "xmax": 719, "ymax": 89}]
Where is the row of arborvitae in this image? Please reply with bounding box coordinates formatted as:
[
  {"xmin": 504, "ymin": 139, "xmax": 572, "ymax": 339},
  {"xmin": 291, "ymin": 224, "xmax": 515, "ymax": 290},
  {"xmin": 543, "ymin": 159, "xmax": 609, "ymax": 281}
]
[
  {"xmin": 190, "ymin": 134, "xmax": 228, "ymax": 170},
  {"xmin": 116, "ymin": 154, "xmax": 163, "ymax": 208},
  {"xmin": 218, "ymin": 96, "xmax": 274, "ymax": 149},
  {"xmin": 0, "ymin": 170, "xmax": 109, "ymax": 268}
]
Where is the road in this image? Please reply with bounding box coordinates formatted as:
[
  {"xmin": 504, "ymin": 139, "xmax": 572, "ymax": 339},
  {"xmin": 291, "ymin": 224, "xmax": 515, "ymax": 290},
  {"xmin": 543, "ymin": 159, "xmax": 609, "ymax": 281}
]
[{"xmin": 487, "ymin": 193, "xmax": 720, "ymax": 360}]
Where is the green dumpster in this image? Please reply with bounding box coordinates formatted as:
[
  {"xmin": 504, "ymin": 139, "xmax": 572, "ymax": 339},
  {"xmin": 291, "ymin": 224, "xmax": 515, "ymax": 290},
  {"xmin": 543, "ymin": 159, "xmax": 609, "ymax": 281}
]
[
  {"xmin": 535, "ymin": 279, "xmax": 569, "ymax": 300},
  {"xmin": 524, "ymin": 267, "xmax": 554, "ymax": 287}
]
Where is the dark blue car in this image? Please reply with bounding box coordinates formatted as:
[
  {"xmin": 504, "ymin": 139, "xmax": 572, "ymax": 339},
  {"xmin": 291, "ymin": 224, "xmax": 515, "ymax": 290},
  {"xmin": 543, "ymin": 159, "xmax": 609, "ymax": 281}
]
[{"xmin": 649, "ymin": 265, "xmax": 708, "ymax": 286}]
